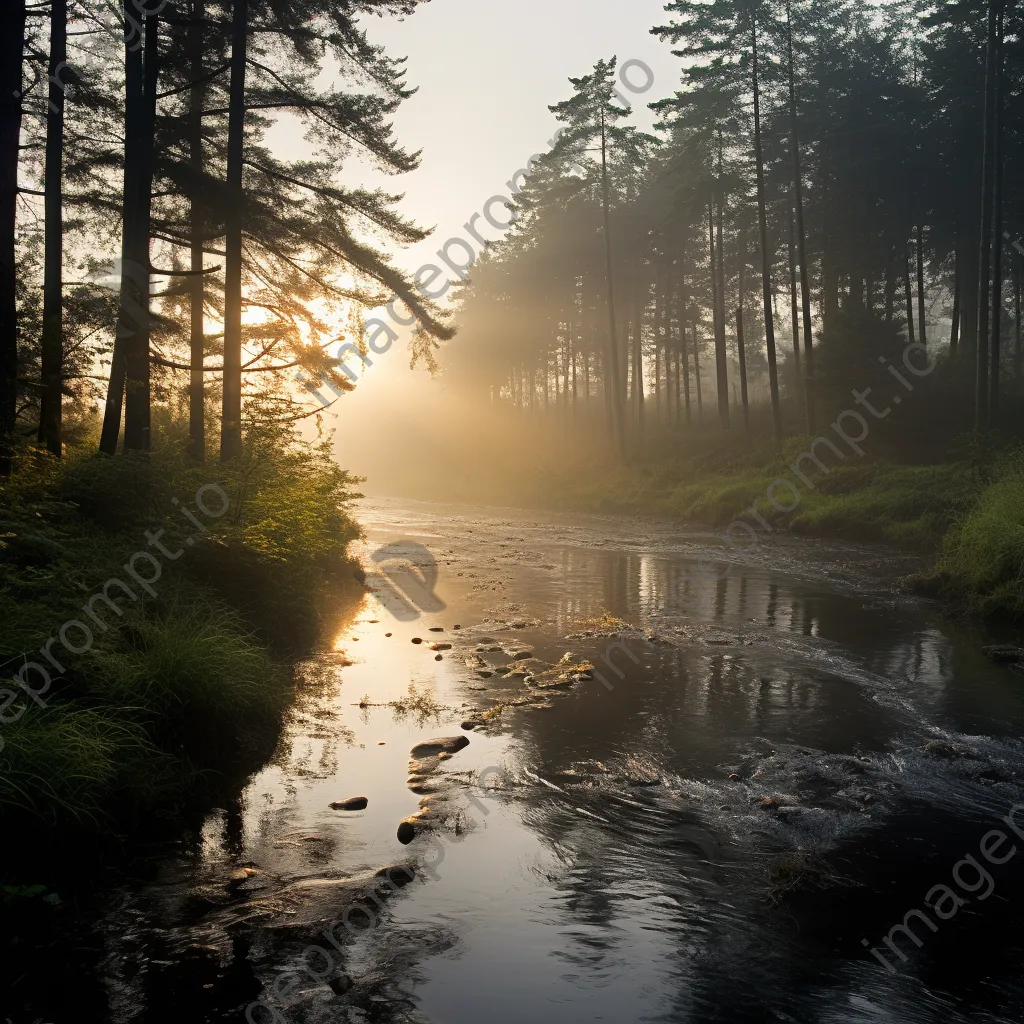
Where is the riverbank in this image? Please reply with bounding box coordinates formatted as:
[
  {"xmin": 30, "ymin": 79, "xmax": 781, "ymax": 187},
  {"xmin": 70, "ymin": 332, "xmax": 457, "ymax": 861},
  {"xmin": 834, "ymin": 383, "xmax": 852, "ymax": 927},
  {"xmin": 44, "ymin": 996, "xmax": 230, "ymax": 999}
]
[
  {"xmin": 537, "ymin": 436, "xmax": 1024, "ymax": 620},
  {"xmin": 0, "ymin": 424, "xmax": 363, "ymax": 829}
]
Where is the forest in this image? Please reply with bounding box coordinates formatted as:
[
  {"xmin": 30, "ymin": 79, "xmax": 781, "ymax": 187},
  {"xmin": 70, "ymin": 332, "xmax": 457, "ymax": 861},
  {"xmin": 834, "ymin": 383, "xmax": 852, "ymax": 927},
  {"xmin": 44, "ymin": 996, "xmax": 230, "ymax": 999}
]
[
  {"xmin": 440, "ymin": 0, "xmax": 1024, "ymax": 620},
  {"xmin": 452, "ymin": 0, "xmax": 1020, "ymax": 446},
  {"xmin": 5, "ymin": 3, "xmax": 1024, "ymax": 1022}
]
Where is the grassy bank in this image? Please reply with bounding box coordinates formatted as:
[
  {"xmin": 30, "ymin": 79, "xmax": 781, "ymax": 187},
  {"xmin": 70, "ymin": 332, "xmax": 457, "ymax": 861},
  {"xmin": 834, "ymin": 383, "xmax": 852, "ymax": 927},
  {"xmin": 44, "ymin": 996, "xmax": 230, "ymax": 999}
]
[
  {"xmin": 538, "ymin": 435, "xmax": 1024, "ymax": 620},
  {"xmin": 0, "ymin": 422, "xmax": 362, "ymax": 826}
]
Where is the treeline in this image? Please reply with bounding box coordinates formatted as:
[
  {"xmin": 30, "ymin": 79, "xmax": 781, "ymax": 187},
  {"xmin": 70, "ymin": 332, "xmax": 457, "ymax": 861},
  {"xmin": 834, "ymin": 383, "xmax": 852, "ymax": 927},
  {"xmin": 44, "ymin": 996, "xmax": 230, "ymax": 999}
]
[
  {"xmin": 448, "ymin": 0, "xmax": 1024, "ymax": 456},
  {"xmin": 0, "ymin": 0, "xmax": 449, "ymax": 472}
]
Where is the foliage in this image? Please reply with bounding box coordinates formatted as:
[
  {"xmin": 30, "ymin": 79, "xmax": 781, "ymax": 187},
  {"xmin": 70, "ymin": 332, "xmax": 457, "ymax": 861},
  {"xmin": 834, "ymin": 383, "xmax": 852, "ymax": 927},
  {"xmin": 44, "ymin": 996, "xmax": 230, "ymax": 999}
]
[{"xmin": 0, "ymin": 419, "xmax": 361, "ymax": 824}]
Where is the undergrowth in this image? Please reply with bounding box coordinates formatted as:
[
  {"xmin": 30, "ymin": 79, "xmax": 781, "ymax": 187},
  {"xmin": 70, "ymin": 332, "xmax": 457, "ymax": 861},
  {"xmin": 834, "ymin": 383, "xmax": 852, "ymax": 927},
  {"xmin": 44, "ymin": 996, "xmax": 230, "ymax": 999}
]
[{"xmin": 0, "ymin": 420, "xmax": 362, "ymax": 825}]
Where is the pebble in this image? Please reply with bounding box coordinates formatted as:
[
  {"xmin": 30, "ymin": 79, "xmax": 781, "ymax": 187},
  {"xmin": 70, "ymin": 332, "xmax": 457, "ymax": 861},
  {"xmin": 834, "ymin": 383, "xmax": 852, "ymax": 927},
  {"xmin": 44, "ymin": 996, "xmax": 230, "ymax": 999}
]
[
  {"xmin": 328, "ymin": 975, "xmax": 354, "ymax": 996},
  {"xmin": 329, "ymin": 796, "xmax": 368, "ymax": 811}
]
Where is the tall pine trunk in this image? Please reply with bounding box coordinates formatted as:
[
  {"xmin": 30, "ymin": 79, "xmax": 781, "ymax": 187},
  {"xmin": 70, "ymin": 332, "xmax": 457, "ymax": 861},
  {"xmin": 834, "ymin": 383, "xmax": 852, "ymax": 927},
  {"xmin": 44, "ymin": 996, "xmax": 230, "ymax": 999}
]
[
  {"xmin": 708, "ymin": 203, "xmax": 729, "ymax": 430},
  {"xmin": 632, "ymin": 271, "xmax": 644, "ymax": 434},
  {"xmin": 677, "ymin": 256, "xmax": 691, "ymax": 429},
  {"xmin": 693, "ymin": 320, "xmax": 703, "ymax": 425},
  {"xmin": 788, "ymin": 208, "xmax": 801, "ymax": 380},
  {"xmin": 737, "ymin": 242, "xmax": 749, "ymax": 434},
  {"xmin": 100, "ymin": 6, "xmax": 154, "ymax": 454},
  {"xmin": 950, "ymin": 239, "xmax": 961, "ymax": 354},
  {"xmin": 884, "ymin": 243, "xmax": 895, "ymax": 325},
  {"xmin": 787, "ymin": 0, "xmax": 814, "ymax": 432},
  {"xmin": 904, "ymin": 247, "xmax": 916, "ymax": 345},
  {"xmin": 1014, "ymin": 253, "xmax": 1021, "ymax": 381},
  {"xmin": 122, "ymin": 12, "xmax": 158, "ymax": 452},
  {"xmin": 0, "ymin": 0, "xmax": 25, "ymax": 474},
  {"xmin": 39, "ymin": 0, "xmax": 67, "ymax": 456},
  {"xmin": 599, "ymin": 107, "xmax": 626, "ymax": 459},
  {"xmin": 221, "ymin": 0, "xmax": 248, "ymax": 461},
  {"xmin": 989, "ymin": 4, "xmax": 1004, "ymax": 418},
  {"xmin": 714, "ymin": 167, "xmax": 730, "ymax": 429},
  {"xmin": 916, "ymin": 224, "xmax": 927, "ymax": 351},
  {"xmin": 753, "ymin": 16, "xmax": 782, "ymax": 443},
  {"xmin": 975, "ymin": 0, "xmax": 1000, "ymax": 429},
  {"xmin": 188, "ymin": 0, "xmax": 206, "ymax": 461}
]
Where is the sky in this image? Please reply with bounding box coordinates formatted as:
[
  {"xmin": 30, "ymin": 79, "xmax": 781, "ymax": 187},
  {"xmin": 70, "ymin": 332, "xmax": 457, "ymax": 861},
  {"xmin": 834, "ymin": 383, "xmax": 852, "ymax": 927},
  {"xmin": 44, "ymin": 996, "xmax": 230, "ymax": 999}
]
[{"xmin": 301, "ymin": 0, "xmax": 685, "ymax": 485}]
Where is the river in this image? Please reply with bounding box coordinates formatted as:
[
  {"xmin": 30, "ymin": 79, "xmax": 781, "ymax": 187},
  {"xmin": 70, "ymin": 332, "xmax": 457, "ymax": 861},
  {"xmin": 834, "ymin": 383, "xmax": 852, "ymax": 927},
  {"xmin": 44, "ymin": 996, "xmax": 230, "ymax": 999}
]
[{"xmin": 9, "ymin": 497, "xmax": 1024, "ymax": 1023}]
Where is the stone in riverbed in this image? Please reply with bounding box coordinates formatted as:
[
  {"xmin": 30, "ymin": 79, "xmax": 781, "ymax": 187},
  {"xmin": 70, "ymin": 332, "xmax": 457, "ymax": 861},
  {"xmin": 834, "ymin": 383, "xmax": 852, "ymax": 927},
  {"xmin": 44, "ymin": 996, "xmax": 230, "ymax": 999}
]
[
  {"xmin": 984, "ymin": 644, "xmax": 1024, "ymax": 665},
  {"xmin": 330, "ymin": 796, "xmax": 368, "ymax": 811},
  {"xmin": 375, "ymin": 864, "xmax": 417, "ymax": 888},
  {"xmin": 397, "ymin": 818, "xmax": 417, "ymax": 844},
  {"xmin": 429, "ymin": 642, "xmax": 452, "ymax": 651},
  {"xmin": 328, "ymin": 974, "xmax": 354, "ymax": 996},
  {"xmin": 410, "ymin": 735, "xmax": 470, "ymax": 758}
]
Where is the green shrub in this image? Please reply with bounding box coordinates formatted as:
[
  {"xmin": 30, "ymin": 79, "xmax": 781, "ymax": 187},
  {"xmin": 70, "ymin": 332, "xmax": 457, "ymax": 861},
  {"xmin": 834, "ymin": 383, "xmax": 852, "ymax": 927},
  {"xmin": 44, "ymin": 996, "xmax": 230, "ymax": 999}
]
[{"xmin": 0, "ymin": 419, "xmax": 361, "ymax": 824}]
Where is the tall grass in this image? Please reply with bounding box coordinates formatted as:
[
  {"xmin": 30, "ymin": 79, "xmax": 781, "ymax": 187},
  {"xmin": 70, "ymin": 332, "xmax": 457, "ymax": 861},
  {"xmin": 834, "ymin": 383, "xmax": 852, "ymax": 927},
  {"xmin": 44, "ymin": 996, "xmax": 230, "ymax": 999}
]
[
  {"xmin": 0, "ymin": 420, "xmax": 361, "ymax": 824},
  {"xmin": 538, "ymin": 434, "xmax": 1024, "ymax": 620}
]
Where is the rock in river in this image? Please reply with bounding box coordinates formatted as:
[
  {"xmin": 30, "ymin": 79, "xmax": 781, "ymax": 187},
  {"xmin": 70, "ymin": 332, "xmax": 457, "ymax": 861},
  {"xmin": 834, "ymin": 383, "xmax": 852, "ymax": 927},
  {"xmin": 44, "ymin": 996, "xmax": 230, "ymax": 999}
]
[
  {"xmin": 329, "ymin": 796, "xmax": 368, "ymax": 811},
  {"xmin": 410, "ymin": 735, "xmax": 470, "ymax": 758},
  {"xmin": 984, "ymin": 644, "xmax": 1024, "ymax": 665}
]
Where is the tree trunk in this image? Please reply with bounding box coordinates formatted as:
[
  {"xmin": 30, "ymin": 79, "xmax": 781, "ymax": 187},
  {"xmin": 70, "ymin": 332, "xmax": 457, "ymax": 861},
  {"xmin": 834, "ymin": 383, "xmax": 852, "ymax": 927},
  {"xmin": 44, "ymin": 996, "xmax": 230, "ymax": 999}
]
[
  {"xmin": 100, "ymin": 5, "xmax": 155, "ymax": 454},
  {"xmin": 39, "ymin": 0, "xmax": 67, "ymax": 456},
  {"xmin": 123, "ymin": 12, "xmax": 158, "ymax": 451},
  {"xmin": 663, "ymin": 270, "xmax": 675, "ymax": 427},
  {"xmin": 599, "ymin": 108, "xmax": 626, "ymax": 459},
  {"xmin": 753, "ymin": 16, "xmax": 782, "ymax": 443},
  {"xmin": 788, "ymin": 207, "xmax": 801, "ymax": 380},
  {"xmin": 221, "ymin": 0, "xmax": 248, "ymax": 461},
  {"xmin": 950, "ymin": 242, "xmax": 961, "ymax": 354},
  {"xmin": 0, "ymin": 0, "xmax": 25, "ymax": 473},
  {"xmin": 709, "ymin": 203, "xmax": 729, "ymax": 430},
  {"xmin": 693, "ymin": 320, "xmax": 703, "ymax": 425},
  {"xmin": 916, "ymin": 223, "xmax": 927, "ymax": 351},
  {"xmin": 989, "ymin": 3, "xmax": 1004, "ymax": 418},
  {"xmin": 1014, "ymin": 253, "xmax": 1021, "ymax": 381},
  {"xmin": 786, "ymin": 0, "xmax": 814, "ymax": 433},
  {"xmin": 571, "ymin": 336, "xmax": 577, "ymax": 425},
  {"xmin": 976, "ymin": 0, "xmax": 1000, "ymax": 429},
  {"xmin": 884, "ymin": 243, "xmax": 895, "ymax": 325},
  {"xmin": 653, "ymin": 265, "xmax": 663, "ymax": 428},
  {"xmin": 653, "ymin": 332, "xmax": 661, "ymax": 426},
  {"xmin": 715, "ymin": 181, "xmax": 730, "ymax": 430},
  {"xmin": 633, "ymin": 272, "xmax": 644, "ymax": 433},
  {"xmin": 188, "ymin": 0, "xmax": 206, "ymax": 461},
  {"xmin": 737, "ymin": 238, "xmax": 750, "ymax": 433},
  {"xmin": 677, "ymin": 258, "xmax": 691, "ymax": 429},
  {"xmin": 674, "ymin": 347, "xmax": 681, "ymax": 424},
  {"xmin": 904, "ymin": 247, "xmax": 916, "ymax": 345}
]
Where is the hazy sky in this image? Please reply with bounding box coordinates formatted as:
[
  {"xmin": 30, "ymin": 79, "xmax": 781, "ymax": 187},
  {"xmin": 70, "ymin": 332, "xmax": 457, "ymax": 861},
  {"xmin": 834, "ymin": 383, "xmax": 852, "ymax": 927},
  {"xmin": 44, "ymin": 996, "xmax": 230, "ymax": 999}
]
[
  {"xmin": 314, "ymin": 0, "xmax": 684, "ymax": 483},
  {"xmin": 360, "ymin": 0, "xmax": 681, "ymax": 275}
]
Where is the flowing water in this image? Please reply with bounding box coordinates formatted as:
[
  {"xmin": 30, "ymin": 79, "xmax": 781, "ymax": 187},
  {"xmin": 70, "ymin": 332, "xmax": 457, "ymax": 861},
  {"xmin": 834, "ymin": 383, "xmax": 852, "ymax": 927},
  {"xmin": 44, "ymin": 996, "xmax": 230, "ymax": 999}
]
[{"xmin": 8, "ymin": 497, "xmax": 1024, "ymax": 1024}]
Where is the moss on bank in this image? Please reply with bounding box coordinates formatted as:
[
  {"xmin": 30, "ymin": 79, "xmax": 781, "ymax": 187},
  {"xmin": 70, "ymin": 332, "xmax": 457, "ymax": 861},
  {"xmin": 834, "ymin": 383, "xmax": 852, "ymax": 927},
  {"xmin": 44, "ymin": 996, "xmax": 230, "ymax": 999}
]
[
  {"xmin": 538, "ymin": 436, "xmax": 1024, "ymax": 621},
  {"xmin": 0, "ymin": 425, "xmax": 362, "ymax": 825}
]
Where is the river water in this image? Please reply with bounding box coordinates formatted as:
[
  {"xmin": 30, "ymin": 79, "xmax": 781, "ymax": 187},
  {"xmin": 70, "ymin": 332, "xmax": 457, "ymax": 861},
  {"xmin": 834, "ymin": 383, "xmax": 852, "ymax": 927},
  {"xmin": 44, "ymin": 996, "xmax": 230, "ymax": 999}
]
[{"xmin": 10, "ymin": 497, "xmax": 1024, "ymax": 1023}]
